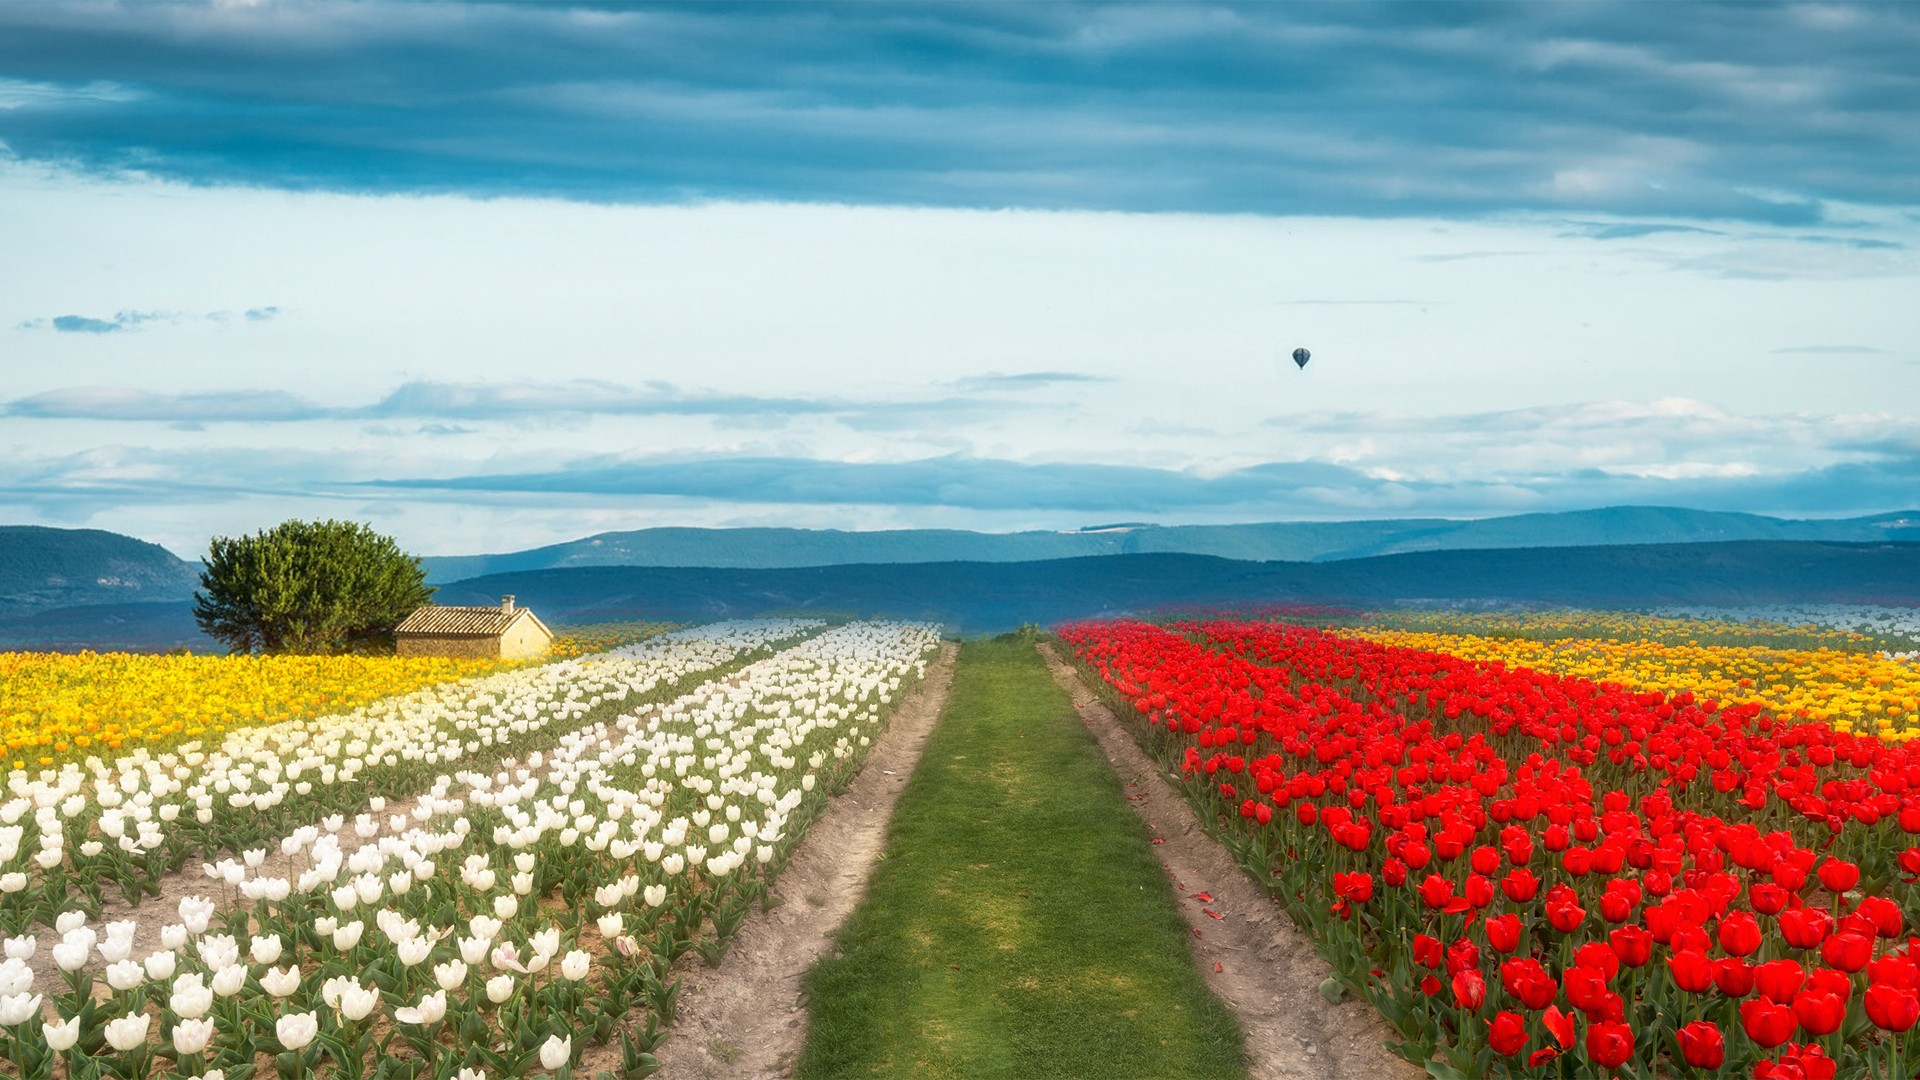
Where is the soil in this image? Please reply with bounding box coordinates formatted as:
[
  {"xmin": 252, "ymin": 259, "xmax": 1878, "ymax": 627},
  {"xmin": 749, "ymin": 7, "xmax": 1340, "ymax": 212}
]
[
  {"xmin": 1036, "ymin": 642, "xmax": 1421, "ymax": 1080},
  {"xmin": 609, "ymin": 640, "xmax": 960, "ymax": 1080}
]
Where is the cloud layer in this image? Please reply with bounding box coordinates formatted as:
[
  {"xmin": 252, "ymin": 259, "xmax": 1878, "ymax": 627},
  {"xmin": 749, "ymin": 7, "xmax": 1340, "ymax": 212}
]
[{"xmin": 0, "ymin": 3, "xmax": 1915, "ymax": 220}]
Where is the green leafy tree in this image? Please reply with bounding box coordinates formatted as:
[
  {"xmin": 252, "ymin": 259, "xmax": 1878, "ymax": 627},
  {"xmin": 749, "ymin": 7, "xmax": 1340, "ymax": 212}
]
[{"xmin": 193, "ymin": 519, "xmax": 435, "ymax": 654}]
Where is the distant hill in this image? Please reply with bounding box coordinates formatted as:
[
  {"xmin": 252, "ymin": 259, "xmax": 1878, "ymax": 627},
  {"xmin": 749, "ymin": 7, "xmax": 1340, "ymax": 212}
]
[
  {"xmin": 422, "ymin": 541, "xmax": 1920, "ymax": 635},
  {"xmin": 5, "ymin": 522, "xmax": 1918, "ymax": 649},
  {"xmin": 0, "ymin": 526, "xmax": 199, "ymax": 618},
  {"xmin": 418, "ymin": 507, "xmax": 1920, "ymax": 582}
]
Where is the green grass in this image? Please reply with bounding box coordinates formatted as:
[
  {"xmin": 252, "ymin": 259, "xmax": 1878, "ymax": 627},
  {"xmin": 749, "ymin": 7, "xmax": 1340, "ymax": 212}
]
[{"xmin": 795, "ymin": 636, "xmax": 1247, "ymax": 1080}]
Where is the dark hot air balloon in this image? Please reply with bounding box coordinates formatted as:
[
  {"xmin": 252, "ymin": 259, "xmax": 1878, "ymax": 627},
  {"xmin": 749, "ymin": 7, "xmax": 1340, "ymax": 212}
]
[{"xmin": 1291, "ymin": 347, "xmax": 1311, "ymax": 369}]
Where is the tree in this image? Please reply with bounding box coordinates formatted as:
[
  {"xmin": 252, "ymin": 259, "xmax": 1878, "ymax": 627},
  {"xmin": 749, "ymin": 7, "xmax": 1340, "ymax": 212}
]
[{"xmin": 193, "ymin": 519, "xmax": 434, "ymax": 654}]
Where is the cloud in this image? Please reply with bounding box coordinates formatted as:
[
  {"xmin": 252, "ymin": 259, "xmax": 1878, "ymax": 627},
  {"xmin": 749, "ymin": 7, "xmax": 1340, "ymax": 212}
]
[
  {"xmin": 0, "ymin": 4, "xmax": 1914, "ymax": 222},
  {"xmin": 1772, "ymin": 345, "xmax": 1891, "ymax": 355},
  {"xmin": 49, "ymin": 314, "xmax": 121, "ymax": 333},
  {"xmin": 3, "ymin": 387, "xmax": 327, "ymax": 422},
  {"xmin": 358, "ymin": 442, "xmax": 1920, "ymax": 520},
  {"xmin": 21, "ymin": 308, "xmax": 279, "ymax": 332},
  {"xmin": 945, "ymin": 371, "xmax": 1113, "ymax": 392},
  {"xmin": 0, "ymin": 379, "xmax": 1036, "ymax": 428}
]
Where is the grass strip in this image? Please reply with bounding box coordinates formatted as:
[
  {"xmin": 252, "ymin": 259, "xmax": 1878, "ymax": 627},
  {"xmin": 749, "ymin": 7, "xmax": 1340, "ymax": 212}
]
[{"xmin": 796, "ymin": 636, "xmax": 1248, "ymax": 1080}]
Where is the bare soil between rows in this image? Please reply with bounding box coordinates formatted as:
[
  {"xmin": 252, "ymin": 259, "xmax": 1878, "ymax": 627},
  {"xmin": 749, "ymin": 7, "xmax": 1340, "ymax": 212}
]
[
  {"xmin": 1037, "ymin": 641, "xmax": 1419, "ymax": 1080},
  {"xmin": 635, "ymin": 640, "xmax": 960, "ymax": 1080}
]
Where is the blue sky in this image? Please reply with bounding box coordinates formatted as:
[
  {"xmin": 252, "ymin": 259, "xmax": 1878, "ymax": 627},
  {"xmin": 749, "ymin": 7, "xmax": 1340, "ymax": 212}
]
[{"xmin": 1, "ymin": 1, "xmax": 1916, "ymax": 556}]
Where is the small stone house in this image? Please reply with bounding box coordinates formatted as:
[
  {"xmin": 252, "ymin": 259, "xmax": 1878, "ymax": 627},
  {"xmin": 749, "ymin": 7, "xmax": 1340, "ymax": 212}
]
[{"xmin": 394, "ymin": 595, "xmax": 553, "ymax": 660}]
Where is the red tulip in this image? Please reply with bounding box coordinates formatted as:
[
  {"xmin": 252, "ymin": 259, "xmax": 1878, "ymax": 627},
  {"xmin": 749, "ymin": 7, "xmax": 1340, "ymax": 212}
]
[
  {"xmin": 1502, "ymin": 868, "xmax": 1539, "ymax": 903},
  {"xmin": 1468, "ymin": 845, "xmax": 1498, "ymax": 876},
  {"xmin": 1463, "ymin": 872, "xmax": 1495, "ymax": 909},
  {"xmin": 1755, "ymin": 1043, "xmax": 1838, "ymax": 1080},
  {"xmin": 1779, "ymin": 908, "xmax": 1832, "ymax": 950},
  {"xmin": 1574, "ymin": 942, "xmax": 1619, "ymax": 983},
  {"xmin": 1818, "ymin": 858, "xmax": 1860, "ymax": 894},
  {"xmin": 1751, "ymin": 882, "xmax": 1789, "ymax": 916},
  {"xmin": 1741, "ymin": 997, "xmax": 1797, "ymax": 1048},
  {"xmin": 1667, "ymin": 949, "xmax": 1714, "ymax": 993},
  {"xmin": 1820, "ymin": 931, "xmax": 1872, "ymax": 973},
  {"xmin": 1870, "ymin": 953, "xmax": 1920, "ymax": 991},
  {"xmin": 1856, "ymin": 896, "xmax": 1904, "ymax": 939},
  {"xmin": 1792, "ymin": 989, "xmax": 1846, "ymax": 1036},
  {"xmin": 1717, "ymin": 911, "xmax": 1763, "ymax": 957},
  {"xmin": 1675, "ymin": 1021, "xmax": 1724, "ymax": 1069},
  {"xmin": 1446, "ymin": 937, "xmax": 1480, "ymax": 975},
  {"xmin": 1413, "ymin": 934, "xmax": 1443, "ymax": 969},
  {"xmin": 1608, "ymin": 925, "xmax": 1651, "ymax": 969},
  {"xmin": 1713, "ymin": 957, "xmax": 1755, "ymax": 997},
  {"xmin": 1485, "ymin": 913, "xmax": 1521, "ymax": 954},
  {"xmin": 1332, "ymin": 871, "xmax": 1373, "ymax": 904},
  {"xmin": 1867, "ymin": 984, "xmax": 1920, "ymax": 1032},
  {"xmin": 1543, "ymin": 1004, "xmax": 1575, "ymax": 1048},
  {"xmin": 1487, "ymin": 1010, "xmax": 1528, "ymax": 1056},
  {"xmin": 1501, "ymin": 958, "xmax": 1558, "ymax": 1011},
  {"xmin": 1546, "ymin": 895, "xmax": 1585, "ymax": 933},
  {"xmin": 1451, "ymin": 969, "xmax": 1486, "ymax": 1012},
  {"xmin": 1584, "ymin": 1020, "xmax": 1633, "ymax": 1070},
  {"xmin": 1755, "ymin": 959, "xmax": 1806, "ymax": 1004},
  {"xmin": 1564, "ymin": 965, "xmax": 1609, "ymax": 1013},
  {"xmin": 1420, "ymin": 873, "xmax": 1455, "ymax": 910}
]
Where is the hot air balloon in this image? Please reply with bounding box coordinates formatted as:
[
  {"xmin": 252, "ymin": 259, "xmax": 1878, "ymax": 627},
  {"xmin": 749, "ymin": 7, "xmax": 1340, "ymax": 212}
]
[{"xmin": 1291, "ymin": 347, "xmax": 1311, "ymax": 370}]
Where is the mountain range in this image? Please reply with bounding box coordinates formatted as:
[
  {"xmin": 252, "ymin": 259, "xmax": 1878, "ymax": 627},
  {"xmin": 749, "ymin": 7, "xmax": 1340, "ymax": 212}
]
[
  {"xmin": 2, "ymin": 509, "xmax": 1917, "ymax": 648},
  {"xmin": 413, "ymin": 507, "xmax": 1919, "ymax": 582}
]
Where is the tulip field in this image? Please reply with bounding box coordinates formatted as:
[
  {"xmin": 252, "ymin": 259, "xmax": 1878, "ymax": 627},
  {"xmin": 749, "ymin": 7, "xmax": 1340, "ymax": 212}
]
[
  {"xmin": 0, "ymin": 617, "xmax": 942, "ymax": 1079},
  {"xmin": 1061, "ymin": 614, "xmax": 1920, "ymax": 1080}
]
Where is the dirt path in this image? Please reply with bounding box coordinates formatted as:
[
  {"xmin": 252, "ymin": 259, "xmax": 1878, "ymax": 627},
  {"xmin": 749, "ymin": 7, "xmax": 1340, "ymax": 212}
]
[
  {"xmin": 636, "ymin": 640, "xmax": 960, "ymax": 1080},
  {"xmin": 1037, "ymin": 642, "xmax": 1419, "ymax": 1080}
]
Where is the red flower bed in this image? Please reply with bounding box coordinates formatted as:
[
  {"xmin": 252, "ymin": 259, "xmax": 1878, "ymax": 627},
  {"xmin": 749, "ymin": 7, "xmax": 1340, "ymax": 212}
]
[{"xmin": 1059, "ymin": 619, "xmax": 1920, "ymax": 1078}]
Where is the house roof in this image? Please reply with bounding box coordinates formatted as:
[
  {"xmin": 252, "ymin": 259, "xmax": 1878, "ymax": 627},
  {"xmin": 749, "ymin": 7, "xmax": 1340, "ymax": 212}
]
[{"xmin": 395, "ymin": 604, "xmax": 551, "ymax": 639}]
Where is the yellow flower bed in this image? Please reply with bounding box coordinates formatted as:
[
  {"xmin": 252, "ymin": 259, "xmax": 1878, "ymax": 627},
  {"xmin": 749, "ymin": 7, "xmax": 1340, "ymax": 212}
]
[
  {"xmin": 1360, "ymin": 608, "xmax": 1881, "ymax": 649},
  {"xmin": 547, "ymin": 620, "xmax": 676, "ymax": 659},
  {"xmin": 1349, "ymin": 627, "xmax": 1920, "ymax": 740},
  {"xmin": 0, "ymin": 651, "xmax": 505, "ymax": 767}
]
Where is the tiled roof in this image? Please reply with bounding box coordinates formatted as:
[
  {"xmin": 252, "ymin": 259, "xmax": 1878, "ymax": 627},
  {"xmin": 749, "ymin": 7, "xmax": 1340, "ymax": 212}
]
[{"xmin": 395, "ymin": 605, "xmax": 542, "ymax": 638}]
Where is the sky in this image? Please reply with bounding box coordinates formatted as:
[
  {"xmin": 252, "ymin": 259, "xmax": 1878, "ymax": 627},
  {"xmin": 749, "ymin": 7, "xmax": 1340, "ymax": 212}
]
[{"xmin": 1, "ymin": 1, "xmax": 1917, "ymax": 558}]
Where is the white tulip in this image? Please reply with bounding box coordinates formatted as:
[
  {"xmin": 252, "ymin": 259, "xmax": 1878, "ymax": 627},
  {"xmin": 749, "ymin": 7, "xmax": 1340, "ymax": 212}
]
[
  {"xmin": 212, "ymin": 964, "xmax": 247, "ymax": 998},
  {"xmin": 394, "ymin": 989, "xmax": 447, "ymax": 1026},
  {"xmin": 0, "ymin": 991, "xmax": 43, "ymax": 1026},
  {"xmin": 560, "ymin": 950, "xmax": 591, "ymax": 981},
  {"xmin": 539, "ymin": 1033, "xmax": 572, "ymax": 1070},
  {"xmin": 43, "ymin": 1015, "xmax": 81, "ymax": 1051},
  {"xmin": 143, "ymin": 949, "xmax": 177, "ymax": 981},
  {"xmin": 104, "ymin": 1010, "xmax": 150, "ymax": 1051},
  {"xmin": 396, "ymin": 936, "xmax": 432, "ymax": 967},
  {"xmin": 486, "ymin": 973, "xmax": 514, "ymax": 1003},
  {"xmin": 104, "ymin": 959, "xmax": 145, "ymax": 991},
  {"xmin": 261, "ymin": 965, "xmax": 301, "ymax": 998},
  {"xmin": 250, "ymin": 934, "xmax": 284, "ymax": 965},
  {"xmin": 434, "ymin": 959, "xmax": 468, "ymax": 991},
  {"xmin": 172, "ymin": 1015, "xmax": 215, "ymax": 1055},
  {"xmin": 276, "ymin": 1010, "xmax": 318, "ymax": 1050},
  {"xmin": 171, "ymin": 973, "xmax": 213, "ymax": 1018},
  {"xmin": 339, "ymin": 982, "xmax": 381, "ymax": 1022}
]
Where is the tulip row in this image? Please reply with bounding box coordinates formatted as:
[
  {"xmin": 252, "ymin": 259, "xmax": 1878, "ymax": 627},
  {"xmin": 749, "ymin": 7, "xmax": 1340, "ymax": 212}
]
[
  {"xmin": 1061, "ymin": 618, "xmax": 1920, "ymax": 1080},
  {"xmin": 1349, "ymin": 624, "xmax": 1920, "ymax": 741},
  {"xmin": 0, "ymin": 651, "xmax": 510, "ymax": 769},
  {"xmin": 0, "ymin": 619, "xmax": 940, "ymax": 1079},
  {"xmin": 0, "ymin": 619, "xmax": 825, "ymax": 935}
]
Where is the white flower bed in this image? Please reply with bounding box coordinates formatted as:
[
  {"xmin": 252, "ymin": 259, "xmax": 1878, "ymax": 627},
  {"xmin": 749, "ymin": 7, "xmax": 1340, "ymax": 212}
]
[
  {"xmin": 1652, "ymin": 603, "xmax": 1920, "ymax": 652},
  {"xmin": 0, "ymin": 619, "xmax": 822, "ymax": 935},
  {"xmin": 0, "ymin": 620, "xmax": 940, "ymax": 1078}
]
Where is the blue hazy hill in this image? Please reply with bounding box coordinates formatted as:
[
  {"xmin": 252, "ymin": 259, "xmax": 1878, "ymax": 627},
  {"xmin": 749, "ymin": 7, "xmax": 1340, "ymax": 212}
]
[{"xmin": 417, "ymin": 507, "xmax": 1920, "ymax": 583}]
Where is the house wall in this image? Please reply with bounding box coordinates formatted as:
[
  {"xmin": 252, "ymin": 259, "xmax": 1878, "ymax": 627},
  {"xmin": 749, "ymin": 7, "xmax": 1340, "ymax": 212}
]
[
  {"xmin": 396, "ymin": 634, "xmax": 501, "ymax": 659},
  {"xmin": 499, "ymin": 618, "xmax": 552, "ymax": 660}
]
